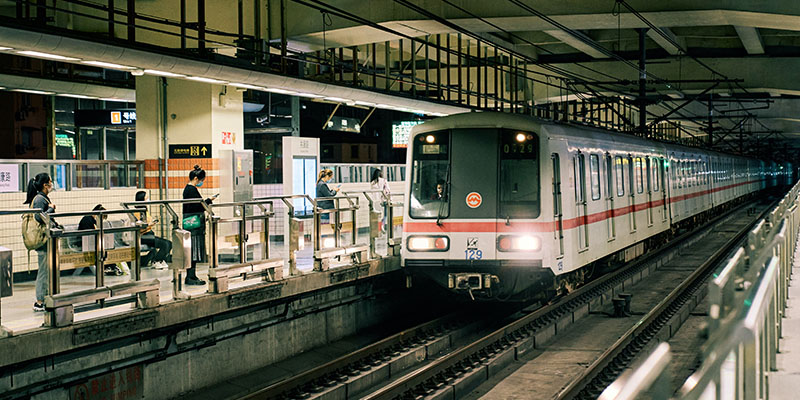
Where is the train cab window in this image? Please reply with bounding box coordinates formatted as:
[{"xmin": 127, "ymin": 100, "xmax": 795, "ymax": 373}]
[
  {"xmin": 615, "ymin": 156, "xmax": 625, "ymax": 197},
  {"xmin": 590, "ymin": 154, "xmax": 601, "ymax": 200},
  {"xmin": 409, "ymin": 131, "xmax": 450, "ymax": 218},
  {"xmin": 500, "ymin": 130, "xmax": 540, "ymax": 218},
  {"xmin": 635, "ymin": 157, "xmax": 644, "ymax": 194}
]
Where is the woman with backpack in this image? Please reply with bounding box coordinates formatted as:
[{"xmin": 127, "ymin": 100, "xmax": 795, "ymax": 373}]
[
  {"xmin": 23, "ymin": 173, "xmax": 56, "ymax": 312},
  {"xmin": 370, "ymin": 169, "xmax": 391, "ymax": 233}
]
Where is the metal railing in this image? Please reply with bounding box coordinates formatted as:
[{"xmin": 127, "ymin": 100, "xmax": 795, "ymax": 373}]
[
  {"xmin": 36, "ymin": 208, "xmax": 158, "ymax": 327},
  {"xmin": 322, "ymin": 164, "xmax": 406, "ymax": 183},
  {"xmin": 0, "ymin": 159, "xmax": 144, "ymax": 191},
  {"xmin": 0, "ymin": 208, "xmax": 45, "ymax": 336},
  {"xmin": 1, "ymin": 190, "xmax": 406, "ymax": 332},
  {"xmin": 600, "ymin": 181, "xmax": 800, "ymax": 399}
]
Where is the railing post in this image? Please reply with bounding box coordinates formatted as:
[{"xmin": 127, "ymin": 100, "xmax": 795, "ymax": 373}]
[{"xmin": 239, "ymin": 204, "xmax": 247, "ymax": 264}]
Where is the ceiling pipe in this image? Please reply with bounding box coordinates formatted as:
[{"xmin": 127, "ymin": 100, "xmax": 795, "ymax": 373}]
[
  {"xmin": 0, "ymin": 26, "xmax": 466, "ymax": 115},
  {"xmin": 0, "ymin": 73, "xmax": 136, "ymax": 101}
]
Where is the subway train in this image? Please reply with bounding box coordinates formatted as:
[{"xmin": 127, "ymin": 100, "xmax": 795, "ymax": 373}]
[{"xmin": 401, "ymin": 112, "xmax": 791, "ymax": 301}]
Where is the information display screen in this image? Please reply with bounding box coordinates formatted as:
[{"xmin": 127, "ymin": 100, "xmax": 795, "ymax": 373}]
[{"xmin": 392, "ymin": 121, "xmax": 423, "ymax": 148}]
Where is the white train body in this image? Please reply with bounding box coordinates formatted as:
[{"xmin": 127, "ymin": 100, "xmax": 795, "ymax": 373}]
[{"xmin": 401, "ymin": 112, "xmax": 784, "ymax": 300}]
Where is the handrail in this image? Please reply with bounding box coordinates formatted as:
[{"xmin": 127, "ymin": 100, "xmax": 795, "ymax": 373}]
[{"xmin": 602, "ymin": 181, "xmax": 800, "ymax": 399}]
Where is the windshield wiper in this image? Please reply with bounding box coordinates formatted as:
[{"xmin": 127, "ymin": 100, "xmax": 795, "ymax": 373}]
[{"xmin": 436, "ymin": 165, "xmax": 451, "ymax": 226}]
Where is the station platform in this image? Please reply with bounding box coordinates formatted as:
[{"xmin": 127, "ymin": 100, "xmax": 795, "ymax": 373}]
[{"xmin": 770, "ymin": 243, "xmax": 800, "ymax": 398}]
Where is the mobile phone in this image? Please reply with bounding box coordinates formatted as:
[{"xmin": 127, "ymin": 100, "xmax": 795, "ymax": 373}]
[
  {"xmin": 213, "ymin": 193, "xmax": 220, "ymax": 198},
  {"xmin": 152, "ymin": 218, "xmax": 159, "ymax": 224}
]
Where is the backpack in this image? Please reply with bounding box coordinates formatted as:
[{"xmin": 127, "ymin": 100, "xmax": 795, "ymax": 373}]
[{"xmin": 22, "ymin": 197, "xmax": 49, "ymax": 251}]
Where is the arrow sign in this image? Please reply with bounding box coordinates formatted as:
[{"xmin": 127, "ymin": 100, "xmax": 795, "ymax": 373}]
[{"xmin": 169, "ymin": 144, "xmax": 212, "ymax": 159}]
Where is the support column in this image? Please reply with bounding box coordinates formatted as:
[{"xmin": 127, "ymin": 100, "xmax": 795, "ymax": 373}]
[
  {"xmin": 135, "ymin": 76, "xmax": 243, "ymax": 201},
  {"xmin": 637, "ymin": 28, "xmax": 648, "ymax": 137}
]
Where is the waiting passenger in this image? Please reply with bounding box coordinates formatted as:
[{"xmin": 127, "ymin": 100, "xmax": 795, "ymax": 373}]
[
  {"xmin": 370, "ymin": 169, "xmax": 390, "ymax": 232},
  {"xmin": 23, "ymin": 173, "xmax": 57, "ymax": 312},
  {"xmin": 78, "ymin": 205, "xmax": 126, "ymax": 276},
  {"xmin": 182, "ymin": 165, "xmax": 218, "ymax": 286},
  {"xmin": 316, "ymin": 169, "xmax": 340, "ymax": 223},
  {"xmin": 135, "ymin": 191, "xmax": 172, "ymax": 270}
]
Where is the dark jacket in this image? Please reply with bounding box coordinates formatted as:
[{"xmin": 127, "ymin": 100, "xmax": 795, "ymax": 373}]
[
  {"xmin": 78, "ymin": 216, "xmax": 97, "ymax": 230},
  {"xmin": 316, "ymin": 181, "xmax": 337, "ymax": 209},
  {"xmin": 31, "ymin": 192, "xmax": 55, "ymax": 225},
  {"xmin": 182, "ymin": 184, "xmax": 212, "ymax": 215}
]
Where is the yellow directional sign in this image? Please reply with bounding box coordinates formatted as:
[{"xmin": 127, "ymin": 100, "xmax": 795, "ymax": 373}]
[{"xmin": 169, "ymin": 144, "xmax": 213, "ymax": 158}]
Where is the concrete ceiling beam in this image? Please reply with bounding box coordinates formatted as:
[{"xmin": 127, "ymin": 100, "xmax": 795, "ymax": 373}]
[
  {"xmin": 542, "ymin": 30, "xmax": 607, "ymax": 58},
  {"xmin": 646, "ymin": 28, "xmax": 685, "ymax": 55},
  {"xmin": 733, "ymin": 26, "xmax": 765, "ymax": 54}
]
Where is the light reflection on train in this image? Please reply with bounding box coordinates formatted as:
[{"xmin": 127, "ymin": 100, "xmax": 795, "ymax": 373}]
[{"xmin": 401, "ymin": 112, "xmax": 791, "ymax": 301}]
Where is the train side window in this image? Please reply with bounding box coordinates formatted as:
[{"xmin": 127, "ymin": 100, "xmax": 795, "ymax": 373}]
[
  {"xmin": 645, "ymin": 157, "xmax": 652, "ymax": 192},
  {"xmin": 651, "ymin": 158, "xmax": 659, "ymax": 192},
  {"xmin": 606, "ymin": 154, "xmax": 614, "ymax": 199},
  {"xmin": 574, "ymin": 154, "xmax": 586, "ymax": 203},
  {"xmin": 677, "ymin": 161, "xmax": 682, "ymax": 188},
  {"xmin": 615, "ymin": 156, "xmax": 625, "ymax": 197},
  {"xmin": 635, "ymin": 157, "xmax": 644, "ymax": 194},
  {"xmin": 590, "ymin": 154, "xmax": 601, "ymax": 200},
  {"xmin": 628, "ymin": 156, "xmax": 635, "ymax": 196}
]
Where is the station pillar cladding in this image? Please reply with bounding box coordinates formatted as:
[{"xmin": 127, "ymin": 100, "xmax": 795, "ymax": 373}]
[{"xmin": 134, "ymin": 75, "xmax": 251, "ymax": 203}]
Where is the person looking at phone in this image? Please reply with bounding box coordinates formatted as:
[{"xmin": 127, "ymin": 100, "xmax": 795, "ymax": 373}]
[
  {"xmin": 182, "ymin": 165, "xmax": 217, "ymax": 286},
  {"xmin": 135, "ymin": 191, "xmax": 172, "ymax": 270},
  {"xmin": 316, "ymin": 169, "xmax": 340, "ymax": 223}
]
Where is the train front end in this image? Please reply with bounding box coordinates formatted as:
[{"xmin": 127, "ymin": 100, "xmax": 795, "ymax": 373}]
[{"xmin": 402, "ymin": 114, "xmax": 554, "ymax": 301}]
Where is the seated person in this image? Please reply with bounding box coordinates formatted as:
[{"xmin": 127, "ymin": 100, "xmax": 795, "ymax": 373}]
[
  {"xmin": 79, "ymin": 205, "xmax": 125, "ymax": 276},
  {"xmin": 135, "ymin": 191, "xmax": 172, "ymax": 269}
]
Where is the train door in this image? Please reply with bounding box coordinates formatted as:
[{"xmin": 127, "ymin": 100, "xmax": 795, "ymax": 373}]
[
  {"xmin": 605, "ymin": 154, "xmax": 616, "ymax": 240},
  {"xmin": 628, "ymin": 155, "xmax": 637, "ymax": 232},
  {"xmin": 552, "ymin": 154, "xmax": 564, "ymax": 258},
  {"xmin": 646, "ymin": 157, "xmax": 654, "ymax": 226},
  {"xmin": 573, "ymin": 153, "xmax": 589, "ymax": 250}
]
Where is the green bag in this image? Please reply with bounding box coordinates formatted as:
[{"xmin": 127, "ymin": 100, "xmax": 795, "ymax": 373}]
[{"xmin": 182, "ymin": 214, "xmax": 203, "ymax": 230}]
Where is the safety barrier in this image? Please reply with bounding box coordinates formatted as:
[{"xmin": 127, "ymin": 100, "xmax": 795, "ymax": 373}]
[
  {"xmin": 1, "ymin": 189, "xmax": 406, "ymax": 333},
  {"xmin": 600, "ymin": 182, "xmax": 800, "ymax": 399},
  {"xmin": 0, "ymin": 159, "xmax": 144, "ymax": 191},
  {"xmin": 36, "ymin": 208, "xmax": 159, "ymax": 327}
]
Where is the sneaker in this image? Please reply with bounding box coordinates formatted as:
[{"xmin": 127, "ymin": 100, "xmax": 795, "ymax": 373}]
[
  {"xmin": 33, "ymin": 302, "xmax": 45, "ymax": 312},
  {"xmin": 184, "ymin": 277, "xmax": 206, "ymax": 286},
  {"xmin": 155, "ymin": 261, "xmax": 169, "ymax": 270}
]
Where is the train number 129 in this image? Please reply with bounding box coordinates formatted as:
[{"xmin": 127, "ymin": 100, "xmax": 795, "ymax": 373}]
[{"xmin": 464, "ymin": 249, "xmax": 483, "ymax": 260}]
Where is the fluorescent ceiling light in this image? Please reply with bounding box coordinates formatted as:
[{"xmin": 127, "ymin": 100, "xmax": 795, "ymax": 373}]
[
  {"xmin": 375, "ymin": 104, "xmax": 392, "ymax": 109},
  {"xmin": 230, "ymin": 83, "xmax": 265, "ymax": 90},
  {"xmin": 323, "ymin": 97, "xmax": 351, "ymax": 103},
  {"xmin": 17, "ymin": 50, "xmax": 80, "ymax": 61},
  {"xmin": 100, "ymin": 98, "xmax": 127, "ymax": 102},
  {"xmin": 295, "ymin": 92, "xmax": 323, "ymax": 98},
  {"xmin": 411, "ymin": 110, "xmax": 427, "ymax": 114},
  {"xmin": 265, "ymin": 88, "xmax": 296, "ymax": 95},
  {"xmin": 81, "ymin": 60, "xmax": 135, "ymax": 70},
  {"xmin": 430, "ymin": 112, "xmax": 448, "ymax": 117},
  {"xmin": 14, "ymin": 89, "xmax": 54, "ymax": 95},
  {"xmin": 60, "ymin": 93, "xmax": 97, "ymax": 99},
  {"xmin": 0, "ymin": 47, "xmax": 12, "ymax": 51},
  {"xmin": 187, "ymin": 76, "xmax": 228, "ymax": 84},
  {"xmin": 144, "ymin": 69, "xmax": 185, "ymax": 78},
  {"xmin": 354, "ymin": 100, "xmax": 376, "ymax": 107}
]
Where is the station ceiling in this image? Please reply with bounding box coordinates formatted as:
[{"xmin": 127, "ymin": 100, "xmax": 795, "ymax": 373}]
[
  {"xmin": 280, "ymin": 0, "xmax": 800, "ymax": 158},
  {"xmin": 2, "ymin": 0, "xmax": 800, "ymax": 159}
]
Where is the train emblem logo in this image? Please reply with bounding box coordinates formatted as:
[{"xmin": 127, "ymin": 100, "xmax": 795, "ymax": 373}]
[
  {"xmin": 466, "ymin": 192, "xmax": 482, "ymax": 208},
  {"xmin": 467, "ymin": 237, "xmax": 478, "ymax": 249}
]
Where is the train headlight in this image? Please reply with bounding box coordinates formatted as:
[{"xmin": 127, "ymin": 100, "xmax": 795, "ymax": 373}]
[
  {"xmin": 407, "ymin": 235, "xmax": 449, "ymax": 252},
  {"xmin": 497, "ymin": 235, "xmax": 541, "ymax": 252}
]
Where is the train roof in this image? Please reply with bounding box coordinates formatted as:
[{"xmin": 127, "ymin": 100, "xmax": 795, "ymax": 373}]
[{"xmin": 412, "ymin": 112, "xmax": 762, "ymax": 163}]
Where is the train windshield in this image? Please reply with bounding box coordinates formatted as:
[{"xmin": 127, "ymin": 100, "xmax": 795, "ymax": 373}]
[
  {"xmin": 409, "ymin": 131, "xmax": 450, "ymax": 218},
  {"xmin": 499, "ymin": 130, "xmax": 540, "ymax": 218}
]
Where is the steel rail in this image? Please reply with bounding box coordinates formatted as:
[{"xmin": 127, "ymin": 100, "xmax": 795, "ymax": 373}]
[
  {"xmin": 239, "ymin": 313, "xmax": 465, "ymax": 400},
  {"xmin": 361, "ymin": 198, "xmax": 762, "ymax": 400}
]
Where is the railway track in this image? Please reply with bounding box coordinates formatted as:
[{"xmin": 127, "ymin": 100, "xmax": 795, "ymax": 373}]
[{"xmin": 235, "ymin": 197, "xmax": 772, "ymax": 400}]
